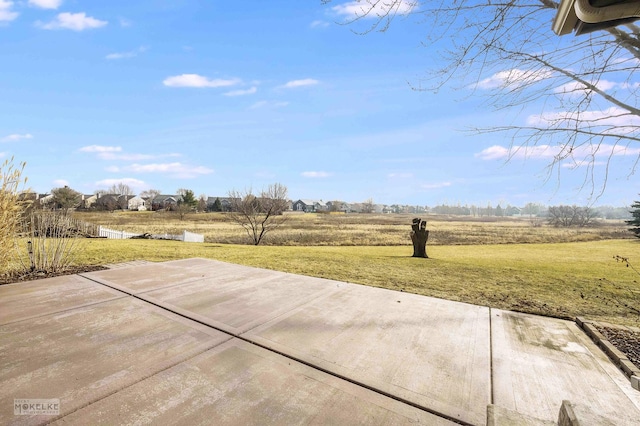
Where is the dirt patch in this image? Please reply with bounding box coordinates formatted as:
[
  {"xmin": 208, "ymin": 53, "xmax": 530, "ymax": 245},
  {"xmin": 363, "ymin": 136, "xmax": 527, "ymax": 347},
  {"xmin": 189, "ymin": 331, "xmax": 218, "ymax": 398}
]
[{"xmin": 0, "ymin": 265, "xmax": 107, "ymax": 286}]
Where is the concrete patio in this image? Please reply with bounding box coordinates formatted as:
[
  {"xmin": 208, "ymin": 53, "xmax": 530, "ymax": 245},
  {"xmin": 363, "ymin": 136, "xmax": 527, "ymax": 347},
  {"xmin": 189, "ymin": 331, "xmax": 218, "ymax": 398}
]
[{"xmin": 1, "ymin": 258, "xmax": 639, "ymax": 425}]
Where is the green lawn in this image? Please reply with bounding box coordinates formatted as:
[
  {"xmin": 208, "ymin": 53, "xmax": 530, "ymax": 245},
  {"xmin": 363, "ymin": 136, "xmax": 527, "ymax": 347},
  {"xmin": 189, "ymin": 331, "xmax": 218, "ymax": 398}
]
[{"xmin": 69, "ymin": 238, "xmax": 640, "ymax": 326}]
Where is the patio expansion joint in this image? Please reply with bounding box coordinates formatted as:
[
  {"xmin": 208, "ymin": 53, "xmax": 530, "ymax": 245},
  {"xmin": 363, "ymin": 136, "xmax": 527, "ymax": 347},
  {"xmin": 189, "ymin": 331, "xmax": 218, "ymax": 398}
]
[
  {"xmin": 80, "ymin": 274, "xmax": 473, "ymax": 426},
  {"xmin": 79, "ymin": 272, "xmax": 214, "ymax": 296},
  {"xmin": 489, "ymin": 306, "xmax": 495, "ymax": 406}
]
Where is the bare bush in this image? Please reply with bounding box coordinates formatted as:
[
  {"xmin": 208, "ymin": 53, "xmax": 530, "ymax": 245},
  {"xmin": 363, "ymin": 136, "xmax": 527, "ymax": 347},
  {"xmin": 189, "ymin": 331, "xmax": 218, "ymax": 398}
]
[
  {"xmin": 547, "ymin": 205, "xmax": 598, "ymax": 227},
  {"xmin": 228, "ymin": 183, "xmax": 289, "ymax": 245},
  {"xmin": 20, "ymin": 211, "xmax": 82, "ymax": 273},
  {"xmin": 0, "ymin": 157, "xmax": 28, "ymax": 272}
]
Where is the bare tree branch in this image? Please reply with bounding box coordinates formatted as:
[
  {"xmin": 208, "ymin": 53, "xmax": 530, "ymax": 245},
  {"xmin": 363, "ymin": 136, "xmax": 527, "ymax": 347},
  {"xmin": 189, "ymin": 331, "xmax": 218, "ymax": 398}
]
[{"xmin": 322, "ymin": 0, "xmax": 640, "ymax": 198}]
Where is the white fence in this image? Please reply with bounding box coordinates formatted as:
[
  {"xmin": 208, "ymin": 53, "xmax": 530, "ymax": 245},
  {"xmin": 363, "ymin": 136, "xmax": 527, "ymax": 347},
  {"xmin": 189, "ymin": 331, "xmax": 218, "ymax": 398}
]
[
  {"xmin": 98, "ymin": 226, "xmax": 204, "ymax": 243},
  {"xmin": 153, "ymin": 230, "xmax": 205, "ymax": 243}
]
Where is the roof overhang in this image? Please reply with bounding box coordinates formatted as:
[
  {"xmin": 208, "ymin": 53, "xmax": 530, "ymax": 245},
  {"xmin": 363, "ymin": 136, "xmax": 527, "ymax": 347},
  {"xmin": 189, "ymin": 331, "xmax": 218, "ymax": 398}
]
[{"xmin": 553, "ymin": 0, "xmax": 640, "ymax": 36}]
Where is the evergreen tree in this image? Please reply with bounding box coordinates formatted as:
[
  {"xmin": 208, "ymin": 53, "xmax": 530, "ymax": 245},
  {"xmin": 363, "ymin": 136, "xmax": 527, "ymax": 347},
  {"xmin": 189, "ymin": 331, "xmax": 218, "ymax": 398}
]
[
  {"xmin": 51, "ymin": 186, "xmax": 81, "ymax": 212},
  {"xmin": 212, "ymin": 197, "xmax": 222, "ymax": 212},
  {"xmin": 180, "ymin": 189, "xmax": 197, "ymax": 208},
  {"xmin": 627, "ymin": 199, "xmax": 640, "ymax": 238}
]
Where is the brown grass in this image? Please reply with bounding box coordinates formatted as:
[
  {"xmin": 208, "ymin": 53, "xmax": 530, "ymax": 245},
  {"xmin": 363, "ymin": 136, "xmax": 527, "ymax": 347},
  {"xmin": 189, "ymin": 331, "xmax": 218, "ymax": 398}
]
[
  {"xmin": 72, "ymin": 210, "xmax": 630, "ymax": 246},
  {"xmin": 0, "ymin": 157, "xmax": 27, "ymax": 271}
]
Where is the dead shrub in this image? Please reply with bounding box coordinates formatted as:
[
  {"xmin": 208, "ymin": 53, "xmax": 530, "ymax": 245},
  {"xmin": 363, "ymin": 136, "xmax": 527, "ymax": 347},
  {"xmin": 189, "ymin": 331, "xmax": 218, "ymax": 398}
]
[
  {"xmin": 0, "ymin": 157, "xmax": 28, "ymax": 272},
  {"xmin": 20, "ymin": 211, "xmax": 83, "ymax": 273}
]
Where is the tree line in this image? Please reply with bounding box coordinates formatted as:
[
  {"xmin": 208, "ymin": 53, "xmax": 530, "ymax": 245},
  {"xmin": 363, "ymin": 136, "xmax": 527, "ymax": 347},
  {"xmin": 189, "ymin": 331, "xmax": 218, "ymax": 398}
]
[{"xmin": 428, "ymin": 203, "xmax": 631, "ymax": 221}]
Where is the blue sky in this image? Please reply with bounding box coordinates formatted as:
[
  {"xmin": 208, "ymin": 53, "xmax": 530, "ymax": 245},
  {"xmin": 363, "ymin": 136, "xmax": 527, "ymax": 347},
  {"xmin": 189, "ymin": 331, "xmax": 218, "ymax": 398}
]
[{"xmin": 1, "ymin": 0, "xmax": 637, "ymax": 207}]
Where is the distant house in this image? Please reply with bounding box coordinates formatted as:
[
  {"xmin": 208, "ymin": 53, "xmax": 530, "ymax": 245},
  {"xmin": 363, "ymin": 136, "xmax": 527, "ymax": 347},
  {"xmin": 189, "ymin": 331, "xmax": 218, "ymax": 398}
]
[
  {"xmin": 292, "ymin": 199, "xmax": 327, "ymax": 213},
  {"xmin": 206, "ymin": 197, "xmax": 239, "ymax": 212},
  {"xmin": 152, "ymin": 195, "xmax": 183, "ymax": 211},
  {"xmin": 18, "ymin": 192, "xmax": 45, "ymax": 204},
  {"xmin": 128, "ymin": 196, "xmax": 146, "ymax": 211},
  {"xmin": 326, "ymin": 201, "xmax": 350, "ymax": 213},
  {"xmin": 80, "ymin": 194, "xmax": 97, "ymax": 209},
  {"xmin": 505, "ymin": 206, "xmax": 522, "ymax": 217},
  {"xmin": 95, "ymin": 194, "xmax": 133, "ymax": 211},
  {"xmin": 38, "ymin": 193, "xmax": 53, "ymax": 207}
]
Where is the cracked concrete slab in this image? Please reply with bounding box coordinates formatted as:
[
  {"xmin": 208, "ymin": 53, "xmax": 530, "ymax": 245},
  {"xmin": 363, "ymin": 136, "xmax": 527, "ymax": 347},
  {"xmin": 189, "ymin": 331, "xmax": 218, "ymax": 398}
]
[
  {"xmin": 0, "ymin": 297, "xmax": 229, "ymax": 425},
  {"xmin": 3, "ymin": 259, "xmax": 639, "ymax": 425},
  {"xmin": 242, "ymin": 282, "xmax": 491, "ymax": 426},
  {"xmin": 0, "ymin": 275, "xmax": 124, "ymax": 325},
  {"xmin": 52, "ymin": 339, "xmax": 456, "ymax": 425},
  {"xmin": 491, "ymin": 309, "xmax": 640, "ymax": 425},
  {"xmin": 81, "ymin": 258, "xmax": 230, "ymax": 294},
  {"xmin": 138, "ymin": 271, "xmax": 342, "ymax": 335}
]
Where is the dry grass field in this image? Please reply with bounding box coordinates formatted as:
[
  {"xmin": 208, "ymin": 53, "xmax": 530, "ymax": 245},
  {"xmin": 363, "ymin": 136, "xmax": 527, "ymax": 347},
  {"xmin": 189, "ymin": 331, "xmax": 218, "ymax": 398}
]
[{"xmin": 72, "ymin": 210, "xmax": 630, "ymax": 246}]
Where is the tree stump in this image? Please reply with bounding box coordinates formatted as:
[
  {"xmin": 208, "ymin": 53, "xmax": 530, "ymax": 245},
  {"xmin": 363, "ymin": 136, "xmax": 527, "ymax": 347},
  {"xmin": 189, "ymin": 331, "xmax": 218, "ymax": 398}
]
[{"xmin": 410, "ymin": 218, "xmax": 429, "ymax": 258}]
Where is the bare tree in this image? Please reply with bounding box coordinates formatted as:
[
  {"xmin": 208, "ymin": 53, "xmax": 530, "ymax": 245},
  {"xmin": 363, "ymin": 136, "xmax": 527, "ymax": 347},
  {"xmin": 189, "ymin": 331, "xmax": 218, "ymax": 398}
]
[
  {"xmin": 107, "ymin": 182, "xmax": 133, "ymax": 196},
  {"xmin": 140, "ymin": 189, "xmax": 161, "ymax": 210},
  {"xmin": 361, "ymin": 198, "xmax": 375, "ymax": 213},
  {"xmin": 547, "ymin": 205, "xmax": 598, "ymax": 227},
  {"xmin": 228, "ymin": 183, "xmax": 289, "ymax": 245},
  {"xmin": 322, "ymin": 0, "xmax": 640, "ymax": 198},
  {"xmin": 197, "ymin": 194, "xmax": 208, "ymax": 212},
  {"xmin": 100, "ymin": 182, "xmax": 134, "ymax": 209}
]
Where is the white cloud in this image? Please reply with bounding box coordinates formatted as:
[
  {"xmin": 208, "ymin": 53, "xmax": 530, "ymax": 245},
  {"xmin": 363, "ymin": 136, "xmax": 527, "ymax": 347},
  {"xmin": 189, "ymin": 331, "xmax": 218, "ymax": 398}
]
[
  {"xmin": 223, "ymin": 87, "xmax": 257, "ymax": 97},
  {"xmin": 421, "ymin": 181, "xmax": 452, "ymax": 190},
  {"xmin": 554, "ymin": 80, "xmax": 617, "ymax": 95},
  {"xmin": 553, "ymin": 79, "xmax": 640, "ymax": 101},
  {"xmin": 1, "ymin": 133, "xmax": 33, "ymax": 142},
  {"xmin": 249, "ymin": 100, "xmax": 289, "ymax": 109},
  {"xmin": 106, "ymin": 46, "xmax": 147, "ymax": 60},
  {"xmin": 476, "ymin": 142, "xmax": 640, "ymax": 162},
  {"xmin": 118, "ymin": 17, "xmax": 132, "ymax": 27},
  {"xmin": 0, "ymin": 0, "xmax": 18, "ymax": 22},
  {"xmin": 38, "ymin": 12, "xmax": 107, "ymax": 31},
  {"xmin": 106, "ymin": 52, "xmax": 135, "ymax": 60},
  {"xmin": 79, "ymin": 145, "xmax": 122, "ymax": 153},
  {"xmin": 102, "ymin": 153, "xmax": 181, "ymax": 161},
  {"xmin": 280, "ymin": 78, "xmax": 319, "ymax": 89},
  {"xmin": 28, "ymin": 0, "xmax": 62, "ymax": 9},
  {"xmin": 475, "ymin": 145, "xmax": 509, "ymax": 160},
  {"xmin": 476, "ymin": 68, "xmax": 554, "ymax": 90},
  {"xmin": 80, "ymin": 146, "xmax": 183, "ymax": 162},
  {"xmin": 52, "ymin": 179, "xmax": 69, "ymax": 187},
  {"xmin": 527, "ymin": 106, "xmax": 640, "ymax": 135},
  {"xmin": 301, "ymin": 171, "xmax": 331, "ymax": 178},
  {"xmin": 561, "ymin": 160, "xmax": 607, "ymax": 169},
  {"xmin": 475, "ymin": 144, "xmax": 558, "ymax": 160},
  {"xmin": 163, "ymin": 74, "xmax": 240, "ymax": 88},
  {"xmin": 310, "ymin": 20, "xmax": 330, "ymax": 28},
  {"xmin": 95, "ymin": 178, "xmax": 146, "ymax": 190},
  {"xmin": 332, "ymin": 1, "xmax": 416, "ymax": 18},
  {"xmin": 127, "ymin": 162, "xmax": 213, "ymax": 178}
]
